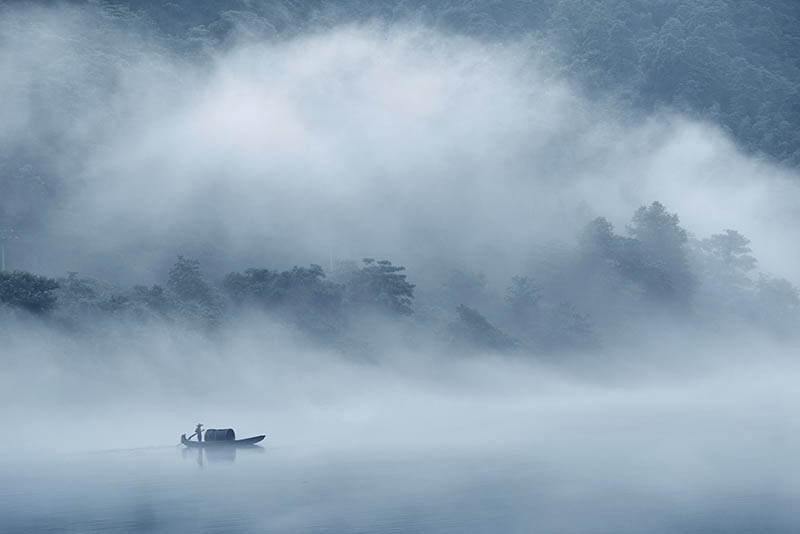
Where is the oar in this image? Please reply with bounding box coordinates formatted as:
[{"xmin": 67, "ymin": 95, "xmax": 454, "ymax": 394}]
[{"xmin": 177, "ymin": 432, "xmax": 196, "ymax": 446}]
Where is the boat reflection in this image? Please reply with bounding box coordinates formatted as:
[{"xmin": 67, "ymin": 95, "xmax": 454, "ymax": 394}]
[{"xmin": 181, "ymin": 444, "xmax": 265, "ymax": 468}]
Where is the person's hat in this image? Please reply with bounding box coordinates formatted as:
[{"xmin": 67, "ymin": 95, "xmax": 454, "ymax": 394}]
[{"xmin": 196, "ymin": 423, "xmax": 203, "ymax": 426}]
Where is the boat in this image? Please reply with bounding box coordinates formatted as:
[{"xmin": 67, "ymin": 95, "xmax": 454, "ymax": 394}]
[{"xmin": 181, "ymin": 427, "xmax": 265, "ymax": 447}]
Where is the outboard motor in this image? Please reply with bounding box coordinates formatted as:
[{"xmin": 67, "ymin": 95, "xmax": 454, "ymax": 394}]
[{"xmin": 204, "ymin": 428, "xmax": 236, "ymax": 441}]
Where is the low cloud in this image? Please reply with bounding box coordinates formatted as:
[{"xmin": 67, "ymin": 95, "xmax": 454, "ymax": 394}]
[{"xmin": 1, "ymin": 14, "xmax": 795, "ymax": 284}]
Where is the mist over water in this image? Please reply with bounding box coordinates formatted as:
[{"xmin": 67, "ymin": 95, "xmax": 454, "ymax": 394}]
[
  {"xmin": 3, "ymin": 312, "xmax": 800, "ymax": 532},
  {"xmin": 2, "ymin": 2, "xmax": 800, "ymax": 533}
]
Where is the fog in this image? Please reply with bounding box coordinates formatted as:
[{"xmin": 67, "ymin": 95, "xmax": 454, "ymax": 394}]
[
  {"xmin": 3, "ymin": 13, "xmax": 799, "ymax": 281},
  {"xmin": 2, "ymin": 3, "xmax": 800, "ymax": 533},
  {"xmin": 3, "ymin": 311, "xmax": 800, "ymax": 531}
]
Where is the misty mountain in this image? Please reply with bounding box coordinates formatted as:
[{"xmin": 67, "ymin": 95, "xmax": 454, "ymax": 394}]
[
  {"xmin": 16, "ymin": 0, "xmax": 797, "ymax": 166},
  {"xmin": 1, "ymin": 1, "xmax": 799, "ymax": 359},
  {"xmin": 1, "ymin": 0, "xmax": 798, "ymax": 277}
]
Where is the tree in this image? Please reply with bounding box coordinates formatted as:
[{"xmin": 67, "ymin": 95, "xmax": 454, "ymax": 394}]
[
  {"xmin": 448, "ymin": 304, "xmax": 517, "ymax": 351},
  {"xmin": 131, "ymin": 284, "xmax": 169, "ymax": 311},
  {"xmin": 578, "ymin": 217, "xmax": 618, "ymax": 261},
  {"xmin": 224, "ymin": 265, "xmax": 338, "ymax": 308},
  {"xmin": 125, "ymin": 284, "xmax": 173, "ymax": 321},
  {"xmin": 223, "ymin": 268, "xmax": 279, "ymax": 304},
  {"xmin": 628, "ymin": 202, "xmax": 687, "ymax": 255},
  {"xmin": 575, "ymin": 217, "xmax": 655, "ymax": 321},
  {"xmin": 345, "ymin": 258, "xmax": 415, "ymax": 315},
  {"xmin": 0, "ymin": 270, "xmax": 59, "ymax": 313},
  {"xmin": 223, "ymin": 264, "xmax": 345, "ymax": 338},
  {"xmin": 166, "ymin": 256, "xmax": 221, "ymax": 326},
  {"xmin": 625, "ymin": 201, "xmax": 694, "ymax": 303},
  {"xmin": 692, "ymin": 229, "xmax": 758, "ymax": 310},
  {"xmin": 578, "ymin": 216, "xmax": 639, "ymax": 288},
  {"xmin": 168, "ymin": 256, "xmax": 212, "ymax": 303},
  {"xmin": 700, "ymin": 229, "xmax": 757, "ymax": 274},
  {"xmin": 54, "ymin": 272, "xmax": 114, "ymax": 321}
]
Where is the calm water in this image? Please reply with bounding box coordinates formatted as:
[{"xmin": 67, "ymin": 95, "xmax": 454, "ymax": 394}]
[
  {"xmin": 3, "ymin": 354, "xmax": 799, "ymax": 533},
  {"xmin": 2, "ymin": 430, "xmax": 798, "ymax": 534}
]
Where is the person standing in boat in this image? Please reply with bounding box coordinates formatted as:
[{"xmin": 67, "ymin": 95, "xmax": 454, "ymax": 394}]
[{"xmin": 193, "ymin": 423, "xmax": 204, "ymax": 442}]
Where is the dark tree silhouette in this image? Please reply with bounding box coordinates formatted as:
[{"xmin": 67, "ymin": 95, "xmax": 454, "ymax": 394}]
[
  {"xmin": 449, "ymin": 304, "xmax": 517, "ymax": 351},
  {"xmin": 224, "ymin": 264, "xmax": 344, "ymax": 338},
  {"xmin": 0, "ymin": 270, "xmax": 59, "ymax": 313},
  {"xmin": 625, "ymin": 201, "xmax": 695, "ymax": 304},
  {"xmin": 345, "ymin": 259, "xmax": 415, "ymax": 315}
]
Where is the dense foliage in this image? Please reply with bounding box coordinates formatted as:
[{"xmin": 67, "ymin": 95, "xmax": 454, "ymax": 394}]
[
  {"xmin": 26, "ymin": 0, "xmax": 796, "ymax": 166},
  {"xmin": 0, "ymin": 270, "xmax": 59, "ymax": 313},
  {"xmin": 2, "ymin": 201, "xmax": 798, "ymax": 353},
  {"xmin": 224, "ymin": 264, "xmax": 344, "ymax": 338},
  {"xmin": 341, "ymin": 259, "xmax": 415, "ymax": 316}
]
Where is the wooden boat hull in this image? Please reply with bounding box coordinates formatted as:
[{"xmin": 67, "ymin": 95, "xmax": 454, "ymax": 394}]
[{"xmin": 181, "ymin": 433, "xmax": 265, "ymax": 447}]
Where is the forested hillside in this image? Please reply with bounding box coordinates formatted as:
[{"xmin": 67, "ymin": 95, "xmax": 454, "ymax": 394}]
[
  {"xmin": 1, "ymin": 0, "xmax": 799, "ymax": 358},
  {"xmin": 3, "ymin": 201, "xmax": 798, "ymax": 356},
  {"xmin": 41, "ymin": 0, "xmax": 800, "ymax": 166},
  {"xmin": 2, "ymin": 0, "xmax": 798, "ymax": 264}
]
